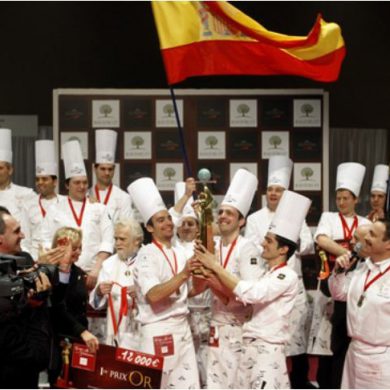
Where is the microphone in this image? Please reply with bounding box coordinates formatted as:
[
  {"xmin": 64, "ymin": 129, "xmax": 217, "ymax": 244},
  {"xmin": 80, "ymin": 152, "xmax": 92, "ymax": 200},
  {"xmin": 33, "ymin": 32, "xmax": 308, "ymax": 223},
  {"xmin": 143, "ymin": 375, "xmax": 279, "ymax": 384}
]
[{"xmin": 335, "ymin": 242, "xmax": 363, "ymax": 274}]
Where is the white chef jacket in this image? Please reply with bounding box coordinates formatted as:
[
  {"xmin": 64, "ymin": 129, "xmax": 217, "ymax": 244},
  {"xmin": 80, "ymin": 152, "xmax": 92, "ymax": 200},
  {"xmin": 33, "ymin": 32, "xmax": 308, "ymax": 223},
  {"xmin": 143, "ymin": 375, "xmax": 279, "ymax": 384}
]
[
  {"xmin": 20, "ymin": 194, "xmax": 66, "ymax": 259},
  {"xmin": 40, "ymin": 197, "xmax": 114, "ymax": 272},
  {"xmin": 245, "ymin": 206, "xmax": 314, "ymax": 272},
  {"xmin": 89, "ymin": 184, "xmax": 133, "ymax": 224},
  {"xmin": 308, "ymin": 211, "xmax": 372, "ymax": 355},
  {"xmin": 134, "ymin": 242, "xmax": 189, "ymax": 324},
  {"xmin": 329, "ymin": 257, "xmax": 390, "ymax": 346},
  {"xmin": 235, "ymin": 264, "xmax": 299, "ymax": 343},
  {"xmin": 314, "ymin": 212, "xmax": 371, "ymax": 242},
  {"xmin": 211, "ymin": 235, "xmax": 264, "ymax": 326},
  {"xmin": 89, "ymin": 253, "xmax": 138, "ymax": 347},
  {"xmin": 0, "ymin": 183, "xmax": 35, "ymax": 222}
]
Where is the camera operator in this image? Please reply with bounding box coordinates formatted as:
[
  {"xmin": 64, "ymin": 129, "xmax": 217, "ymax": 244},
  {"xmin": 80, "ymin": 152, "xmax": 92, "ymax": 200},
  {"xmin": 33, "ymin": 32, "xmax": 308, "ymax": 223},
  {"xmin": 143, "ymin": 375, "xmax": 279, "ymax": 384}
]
[{"xmin": 0, "ymin": 210, "xmax": 52, "ymax": 388}]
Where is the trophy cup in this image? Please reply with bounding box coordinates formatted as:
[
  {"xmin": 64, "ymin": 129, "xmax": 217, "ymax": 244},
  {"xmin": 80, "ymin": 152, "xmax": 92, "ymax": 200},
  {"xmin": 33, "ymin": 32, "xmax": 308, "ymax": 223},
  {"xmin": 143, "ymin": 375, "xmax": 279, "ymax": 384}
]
[{"xmin": 196, "ymin": 168, "xmax": 215, "ymax": 254}]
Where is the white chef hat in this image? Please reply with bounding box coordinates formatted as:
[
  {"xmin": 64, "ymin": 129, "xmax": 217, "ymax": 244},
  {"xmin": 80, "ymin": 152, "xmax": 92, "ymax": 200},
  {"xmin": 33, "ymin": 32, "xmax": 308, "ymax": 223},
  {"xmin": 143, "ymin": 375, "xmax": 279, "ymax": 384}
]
[
  {"xmin": 95, "ymin": 129, "xmax": 117, "ymax": 164},
  {"xmin": 0, "ymin": 128, "xmax": 12, "ymax": 164},
  {"xmin": 127, "ymin": 178, "xmax": 167, "ymax": 224},
  {"xmin": 336, "ymin": 162, "xmax": 366, "ymax": 197},
  {"xmin": 221, "ymin": 169, "xmax": 258, "ymax": 217},
  {"xmin": 268, "ymin": 190, "xmax": 312, "ymax": 244},
  {"xmin": 62, "ymin": 140, "xmax": 87, "ymax": 179},
  {"xmin": 371, "ymin": 164, "xmax": 389, "ymax": 193},
  {"xmin": 35, "ymin": 140, "xmax": 58, "ymax": 176},
  {"xmin": 177, "ymin": 205, "xmax": 199, "ymax": 226},
  {"xmin": 267, "ymin": 156, "xmax": 293, "ymax": 189}
]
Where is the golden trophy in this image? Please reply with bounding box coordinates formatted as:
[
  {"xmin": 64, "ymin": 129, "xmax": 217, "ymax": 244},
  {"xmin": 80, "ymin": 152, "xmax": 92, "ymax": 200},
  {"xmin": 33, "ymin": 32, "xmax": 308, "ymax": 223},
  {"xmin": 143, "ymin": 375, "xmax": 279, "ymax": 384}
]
[{"xmin": 196, "ymin": 168, "xmax": 215, "ymax": 255}]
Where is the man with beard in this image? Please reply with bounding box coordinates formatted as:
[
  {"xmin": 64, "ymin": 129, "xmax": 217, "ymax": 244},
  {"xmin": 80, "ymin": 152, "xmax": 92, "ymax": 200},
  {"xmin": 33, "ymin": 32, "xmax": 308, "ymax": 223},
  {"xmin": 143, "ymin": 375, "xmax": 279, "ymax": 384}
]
[{"xmin": 90, "ymin": 218, "xmax": 144, "ymax": 349}]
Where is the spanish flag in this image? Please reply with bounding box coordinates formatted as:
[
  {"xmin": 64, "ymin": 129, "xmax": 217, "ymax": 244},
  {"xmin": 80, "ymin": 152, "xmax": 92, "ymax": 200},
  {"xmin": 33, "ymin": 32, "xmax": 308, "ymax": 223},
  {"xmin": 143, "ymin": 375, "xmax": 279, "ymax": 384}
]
[{"xmin": 152, "ymin": 1, "xmax": 346, "ymax": 84}]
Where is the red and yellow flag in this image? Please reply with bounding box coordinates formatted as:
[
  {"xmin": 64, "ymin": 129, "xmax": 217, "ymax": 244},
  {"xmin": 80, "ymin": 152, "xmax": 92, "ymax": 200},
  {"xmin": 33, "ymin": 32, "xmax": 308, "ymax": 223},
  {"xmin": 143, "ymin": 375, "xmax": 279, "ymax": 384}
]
[{"xmin": 152, "ymin": 1, "xmax": 346, "ymax": 84}]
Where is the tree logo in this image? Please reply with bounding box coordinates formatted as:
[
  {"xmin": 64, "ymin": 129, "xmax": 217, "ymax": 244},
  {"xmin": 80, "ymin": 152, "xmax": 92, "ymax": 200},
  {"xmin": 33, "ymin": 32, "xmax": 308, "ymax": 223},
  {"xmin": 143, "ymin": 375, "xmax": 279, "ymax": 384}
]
[
  {"xmin": 236, "ymin": 104, "xmax": 250, "ymax": 117},
  {"xmin": 301, "ymin": 167, "xmax": 314, "ymax": 181},
  {"xmin": 163, "ymin": 104, "xmax": 174, "ymax": 117},
  {"xmin": 205, "ymin": 135, "xmax": 218, "ymax": 149},
  {"xmin": 300, "ymin": 103, "xmax": 314, "ymax": 117},
  {"xmin": 131, "ymin": 136, "xmax": 145, "ymax": 149},
  {"xmin": 163, "ymin": 167, "xmax": 176, "ymax": 181},
  {"xmin": 99, "ymin": 104, "xmax": 113, "ymax": 118},
  {"xmin": 269, "ymin": 135, "xmax": 282, "ymax": 149}
]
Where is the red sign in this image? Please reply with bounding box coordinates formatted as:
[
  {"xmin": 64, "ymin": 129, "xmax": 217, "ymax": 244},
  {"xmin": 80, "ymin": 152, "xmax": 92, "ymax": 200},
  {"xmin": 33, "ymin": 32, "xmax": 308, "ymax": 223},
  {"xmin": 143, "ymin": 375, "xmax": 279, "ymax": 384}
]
[
  {"xmin": 71, "ymin": 344, "xmax": 96, "ymax": 372},
  {"xmin": 57, "ymin": 342, "xmax": 164, "ymax": 389},
  {"xmin": 153, "ymin": 334, "xmax": 174, "ymax": 357}
]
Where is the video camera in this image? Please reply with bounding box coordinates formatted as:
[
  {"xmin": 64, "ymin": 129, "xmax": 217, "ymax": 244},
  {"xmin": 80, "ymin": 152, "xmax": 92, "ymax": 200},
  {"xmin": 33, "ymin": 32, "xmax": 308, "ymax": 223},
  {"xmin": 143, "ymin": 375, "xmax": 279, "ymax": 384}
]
[{"xmin": 0, "ymin": 253, "xmax": 59, "ymax": 299}]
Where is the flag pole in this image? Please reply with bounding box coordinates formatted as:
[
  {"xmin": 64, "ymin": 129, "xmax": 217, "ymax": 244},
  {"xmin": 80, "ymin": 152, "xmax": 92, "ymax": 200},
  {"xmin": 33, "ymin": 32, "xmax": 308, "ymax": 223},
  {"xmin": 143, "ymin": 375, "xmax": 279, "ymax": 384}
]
[{"xmin": 169, "ymin": 86, "xmax": 192, "ymax": 177}]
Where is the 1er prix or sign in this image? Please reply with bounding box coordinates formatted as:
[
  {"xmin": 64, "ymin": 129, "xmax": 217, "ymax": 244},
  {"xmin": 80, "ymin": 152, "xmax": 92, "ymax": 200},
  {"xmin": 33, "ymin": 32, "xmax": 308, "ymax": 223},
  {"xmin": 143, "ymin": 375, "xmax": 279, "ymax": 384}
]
[{"xmin": 56, "ymin": 343, "xmax": 164, "ymax": 389}]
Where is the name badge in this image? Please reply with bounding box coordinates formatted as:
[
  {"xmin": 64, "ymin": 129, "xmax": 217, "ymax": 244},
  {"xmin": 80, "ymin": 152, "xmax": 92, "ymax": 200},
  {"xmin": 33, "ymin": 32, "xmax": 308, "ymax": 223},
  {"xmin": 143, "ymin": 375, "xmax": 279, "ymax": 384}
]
[
  {"xmin": 153, "ymin": 334, "xmax": 174, "ymax": 356},
  {"xmin": 208, "ymin": 326, "xmax": 219, "ymax": 348}
]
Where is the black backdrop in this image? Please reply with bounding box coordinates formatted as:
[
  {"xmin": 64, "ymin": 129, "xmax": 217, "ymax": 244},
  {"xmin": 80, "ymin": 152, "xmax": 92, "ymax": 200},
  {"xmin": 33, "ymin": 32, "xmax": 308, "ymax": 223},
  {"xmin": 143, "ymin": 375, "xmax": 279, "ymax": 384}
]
[{"xmin": 0, "ymin": 2, "xmax": 390, "ymax": 132}]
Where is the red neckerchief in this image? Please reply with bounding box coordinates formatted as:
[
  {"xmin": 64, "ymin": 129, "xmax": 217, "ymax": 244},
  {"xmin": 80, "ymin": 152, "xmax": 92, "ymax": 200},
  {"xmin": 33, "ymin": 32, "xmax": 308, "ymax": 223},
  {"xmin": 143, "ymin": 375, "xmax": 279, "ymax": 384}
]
[
  {"xmin": 339, "ymin": 212, "xmax": 358, "ymax": 241},
  {"xmin": 152, "ymin": 239, "xmax": 178, "ymax": 276},
  {"xmin": 95, "ymin": 183, "xmax": 113, "ymax": 206},
  {"xmin": 271, "ymin": 262, "xmax": 287, "ymax": 273},
  {"xmin": 67, "ymin": 197, "xmax": 87, "ymax": 227},
  {"xmin": 108, "ymin": 282, "xmax": 129, "ymax": 336},
  {"xmin": 219, "ymin": 237, "xmax": 238, "ymax": 269}
]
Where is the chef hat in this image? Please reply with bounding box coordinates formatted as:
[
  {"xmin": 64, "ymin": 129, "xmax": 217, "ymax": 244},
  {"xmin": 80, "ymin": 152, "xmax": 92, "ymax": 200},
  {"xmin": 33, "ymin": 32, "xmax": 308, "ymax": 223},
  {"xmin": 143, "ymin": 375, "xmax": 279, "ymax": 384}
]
[
  {"xmin": 336, "ymin": 162, "xmax": 366, "ymax": 197},
  {"xmin": 221, "ymin": 169, "xmax": 258, "ymax": 217},
  {"xmin": 268, "ymin": 190, "xmax": 312, "ymax": 244},
  {"xmin": 0, "ymin": 128, "xmax": 12, "ymax": 163},
  {"xmin": 95, "ymin": 129, "xmax": 117, "ymax": 164},
  {"xmin": 177, "ymin": 205, "xmax": 199, "ymax": 227},
  {"xmin": 267, "ymin": 156, "xmax": 293, "ymax": 189},
  {"xmin": 371, "ymin": 164, "xmax": 389, "ymax": 193},
  {"xmin": 127, "ymin": 178, "xmax": 167, "ymax": 224},
  {"xmin": 35, "ymin": 140, "xmax": 58, "ymax": 176},
  {"xmin": 62, "ymin": 140, "xmax": 87, "ymax": 179}
]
